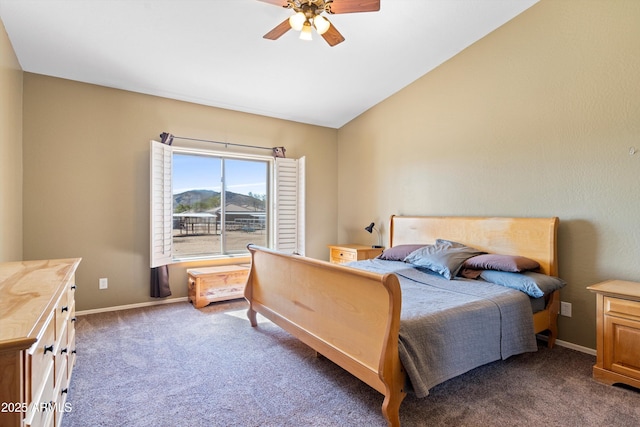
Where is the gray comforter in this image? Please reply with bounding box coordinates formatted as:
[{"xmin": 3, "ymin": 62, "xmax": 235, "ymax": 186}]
[{"xmin": 347, "ymin": 259, "xmax": 538, "ymax": 398}]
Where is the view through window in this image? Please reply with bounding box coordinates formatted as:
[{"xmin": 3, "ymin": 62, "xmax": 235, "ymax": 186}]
[{"xmin": 172, "ymin": 152, "xmax": 269, "ymax": 259}]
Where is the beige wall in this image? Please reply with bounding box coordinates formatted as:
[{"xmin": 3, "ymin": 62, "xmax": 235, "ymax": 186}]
[
  {"xmin": 9, "ymin": 0, "xmax": 640, "ymax": 349},
  {"xmin": 337, "ymin": 0, "xmax": 640, "ymax": 349},
  {"xmin": 22, "ymin": 75, "xmax": 338, "ymax": 311},
  {"xmin": 0, "ymin": 18, "xmax": 23, "ymax": 262}
]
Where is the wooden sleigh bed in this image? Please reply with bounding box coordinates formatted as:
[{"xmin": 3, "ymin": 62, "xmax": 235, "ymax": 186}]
[{"xmin": 244, "ymin": 216, "xmax": 561, "ymax": 426}]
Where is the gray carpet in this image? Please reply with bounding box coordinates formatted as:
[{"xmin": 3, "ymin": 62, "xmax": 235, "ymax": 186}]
[{"xmin": 62, "ymin": 301, "xmax": 640, "ymax": 427}]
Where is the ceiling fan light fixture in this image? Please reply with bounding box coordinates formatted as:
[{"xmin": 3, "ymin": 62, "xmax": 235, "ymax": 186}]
[
  {"xmin": 289, "ymin": 11, "xmax": 306, "ymax": 31},
  {"xmin": 300, "ymin": 21, "xmax": 313, "ymax": 41},
  {"xmin": 262, "ymin": 0, "xmax": 380, "ymax": 47},
  {"xmin": 313, "ymin": 15, "xmax": 330, "ymax": 35}
]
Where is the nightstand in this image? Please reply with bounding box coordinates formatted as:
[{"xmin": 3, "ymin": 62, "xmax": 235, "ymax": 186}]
[
  {"xmin": 587, "ymin": 279, "xmax": 640, "ymax": 389},
  {"xmin": 328, "ymin": 244, "xmax": 384, "ymax": 264}
]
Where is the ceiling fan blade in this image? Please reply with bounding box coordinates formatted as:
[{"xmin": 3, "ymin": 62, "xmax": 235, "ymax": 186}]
[
  {"xmin": 256, "ymin": 0, "xmax": 290, "ymax": 7},
  {"xmin": 327, "ymin": 0, "xmax": 380, "ymax": 14},
  {"xmin": 321, "ymin": 23, "xmax": 345, "ymax": 47},
  {"xmin": 263, "ymin": 18, "xmax": 292, "ymax": 40}
]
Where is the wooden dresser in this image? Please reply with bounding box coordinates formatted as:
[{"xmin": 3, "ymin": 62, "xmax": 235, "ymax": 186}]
[
  {"xmin": 587, "ymin": 279, "xmax": 640, "ymax": 389},
  {"xmin": 328, "ymin": 244, "xmax": 384, "ymax": 264},
  {"xmin": 0, "ymin": 258, "xmax": 81, "ymax": 427}
]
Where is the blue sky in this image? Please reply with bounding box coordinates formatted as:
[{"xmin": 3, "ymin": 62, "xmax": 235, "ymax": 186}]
[{"xmin": 172, "ymin": 154, "xmax": 267, "ymax": 196}]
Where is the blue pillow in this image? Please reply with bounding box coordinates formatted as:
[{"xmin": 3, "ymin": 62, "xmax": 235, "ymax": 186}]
[
  {"xmin": 479, "ymin": 270, "xmax": 566, "ymax": 298},
  {"xmin": 404, "ymin": 239, "xmax": 484, "ymax": 280}
]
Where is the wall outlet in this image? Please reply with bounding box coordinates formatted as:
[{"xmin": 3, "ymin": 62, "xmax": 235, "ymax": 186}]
[
  {"xmin": 560, "ymin": 301, "xmax": 572, "ymax": 317},
  {"xmin": 99, "ymin": 277, "xmax": 108, "ymax": 290}
]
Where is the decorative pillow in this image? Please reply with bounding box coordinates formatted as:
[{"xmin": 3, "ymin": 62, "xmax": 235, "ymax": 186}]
[
  {"xmin": 377, "ymin": 244, "xmax": 427, "ymax": 261},
  {"xmin": 479, "ymin": 270, "xmax": 567, "ymax": 298},
  {"xmin": 404, "ymin": 239, "xmax": 485, "ymax": 280},
  {"xmin": 462, "ymin": 254, "xmax": 540, "ymax": 273}
]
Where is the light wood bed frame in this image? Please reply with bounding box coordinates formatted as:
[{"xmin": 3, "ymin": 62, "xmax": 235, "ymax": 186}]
[{"xmin": 244, "ymin": 216, "xmax": 560, "ymax": 426}]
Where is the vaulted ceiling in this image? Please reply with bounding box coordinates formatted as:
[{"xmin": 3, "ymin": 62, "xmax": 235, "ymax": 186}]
[{"xmin": 0, "ymin": 0, "xmax": 538, "ymax": 128}]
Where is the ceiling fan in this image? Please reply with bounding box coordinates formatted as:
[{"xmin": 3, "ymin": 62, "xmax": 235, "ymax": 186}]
[{"xmin": 258, "ymin": 0, "xmax": 380, "ymax": 47}]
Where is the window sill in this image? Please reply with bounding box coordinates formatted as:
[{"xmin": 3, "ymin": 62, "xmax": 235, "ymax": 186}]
[{"xmin": 171, "ymin": 254, "xmax": 251, "ymax": 267}]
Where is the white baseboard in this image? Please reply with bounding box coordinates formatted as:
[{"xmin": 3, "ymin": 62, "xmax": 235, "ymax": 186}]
[
  {"xmin": 537, "ymin": 334, "xmax": 596, "ymax": 356},
  {"xmin": 76, "ymin": 297, "xmax": 189, "ymax": 316},
  {"xmin": 555, "ymin": 339, "xmax": 596, "ymax": 356}
]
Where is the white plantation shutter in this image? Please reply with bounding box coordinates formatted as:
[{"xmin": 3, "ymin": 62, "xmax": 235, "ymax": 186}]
[
  {"xmin": 274, "ymin": 156, "xmax": 305, "ymax": 255},
  {"xmin": 297, "ymin": 157, "xmax": 305, "ymax": 255},
  {"xmin": 150, "ymin": 140, "xmax": 173, "ymax": 267}
]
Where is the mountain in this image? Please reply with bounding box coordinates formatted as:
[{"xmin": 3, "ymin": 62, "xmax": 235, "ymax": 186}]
[
  {"xmin": 173, "ymin": 189, "xmax": 217, "ymax": 206},
  {"xmin": 173, "ymin": 189, "xmax": 264, "ymax": 212}
]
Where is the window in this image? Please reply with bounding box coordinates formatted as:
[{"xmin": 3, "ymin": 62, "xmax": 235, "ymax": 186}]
[
  {"xmin": 172, "ymin": 152, "xmax": 268, "ymax": 259},
  {"xmin": 150, "ymin": 140, "xmax": 304, "ymax": 267}
]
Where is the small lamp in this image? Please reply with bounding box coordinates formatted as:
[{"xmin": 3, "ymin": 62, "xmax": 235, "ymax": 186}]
[{"xmin": 365, "ymin": 222, "xmax": 383, "ymax": 248}]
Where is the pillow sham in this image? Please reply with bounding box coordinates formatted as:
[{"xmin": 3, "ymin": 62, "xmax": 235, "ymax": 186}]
[
  {"xmin": 404, "ymin": 239, "xmax": 485, "ymax": 280},
  {"xmin": 462, "ymin": 254, "xmax": 540, "ymax": 273},
  {"xmin": 479, "ymin": 270, "xmax": 566, "ymax": 298},
  {"xmin": 377, "ymin": 244, "xmax": 427, "ymax": 261}
]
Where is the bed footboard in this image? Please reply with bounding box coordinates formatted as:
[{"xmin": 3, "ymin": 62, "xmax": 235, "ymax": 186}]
[{"xmin": 244, "ymin": 245, "xmax": 406, "ymax": 426}]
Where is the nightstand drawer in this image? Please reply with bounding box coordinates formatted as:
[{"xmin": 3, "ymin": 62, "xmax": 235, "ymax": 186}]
[
  {"xmin": 605, "ymin": 296, "xmax": 640, "ymax": 319},
  {"xmin": 328, "ymin": 244, "xmax": 384, "ymax": 264},
  {"xmin": 331, "ymin": 248, "xmax": 357, "ymax": 263}
]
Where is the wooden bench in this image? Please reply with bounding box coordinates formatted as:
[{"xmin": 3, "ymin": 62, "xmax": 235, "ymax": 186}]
[{"xmin": 187, "ymin": 264, "xmax": 250, "ymax": 308}]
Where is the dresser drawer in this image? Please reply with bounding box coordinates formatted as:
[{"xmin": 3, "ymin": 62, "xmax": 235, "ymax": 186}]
[
  {"xmin": 55, "ymin": 322, "xmax": 69, "ymax": 383},
  {"xmin": 27, "ymin": 311, "xmax": 56, "ymax": 404},
  {"xmin": 55, "ymin": 291, "xmax": 70, "ymax": 340},
  {"xmin": 24, "ymin": 359, "xmax": 55, "ymax": 427},
  {"xmin": 54, "ymin": 357, "xmax": 70, "ymax": 427},
  {"xmin": 67, "ymin": 300, "xmax": 76, "ymax": 338},
  {"xmin": 67, "ymin": 276, "xmax": 77, "ymax": 300},
  {"xmin": 67, "ymin": 327, "xmax": 77, "ymax": 379},
  {"xmin": 67, "ymin": 300, "xmax": 76, "ymax": 373}
]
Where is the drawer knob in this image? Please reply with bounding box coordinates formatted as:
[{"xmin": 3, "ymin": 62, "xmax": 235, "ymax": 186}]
[
  {"xmin": 61, "ymin": 305, "xmax": 69, "ymax": 313},
  {"xmin": 61, "ymin": 388, "xmax": 68, "ymax": 395},
  {"xmin": 72, "ymin": 349, "xmax": 77, "ymax": 354},
  {"xmin": 61, "ymin": 347, "xmax": 68, "ymax": 354},
  {"xmin": 71, "ymin": 317, "xmax": 77, "ymax": 322},
  {"xmin": 44, "ymin": 344, "xmax": 54, "ymax": 354},
  {"xmin": 71, "ymin": 284, "xmax": 77, "ymax": 290}
]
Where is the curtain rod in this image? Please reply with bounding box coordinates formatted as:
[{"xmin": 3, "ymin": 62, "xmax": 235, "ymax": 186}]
[{"xmin": 159, "ymin": 132, "xmax": 286, "ymax": 158}]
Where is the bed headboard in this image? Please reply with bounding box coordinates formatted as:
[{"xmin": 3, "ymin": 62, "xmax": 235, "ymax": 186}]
[{"xmin": 389, "ymin": 215, "xmax": 559, "ymax": 276}]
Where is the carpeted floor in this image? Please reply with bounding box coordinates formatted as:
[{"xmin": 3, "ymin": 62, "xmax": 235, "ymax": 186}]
[{"xmin": 62, "ymin": 300, "xmax": 640, "ymax": 427}]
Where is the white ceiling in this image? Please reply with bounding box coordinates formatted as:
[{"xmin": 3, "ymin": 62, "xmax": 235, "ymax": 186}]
[{"xmin": 0, "ymin": 0, "xmax": 538, "ymax": 128}]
